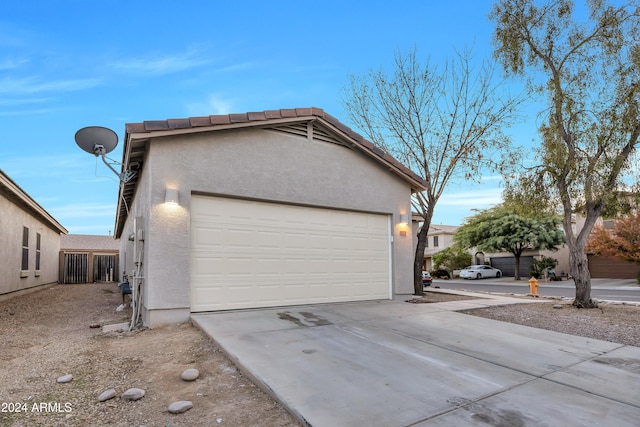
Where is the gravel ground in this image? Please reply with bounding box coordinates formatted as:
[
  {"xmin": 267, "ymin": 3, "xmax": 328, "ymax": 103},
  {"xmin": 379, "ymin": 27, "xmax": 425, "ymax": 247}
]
[
  {"xmin": 1, "ymin": 282, "xmax": 638, "ymax": 426},
  {"xmin": 0, "ymin": 283, "xmax": 299, "ymax": 427},
  {"xmin": 418, "ymin": 289, "xmax": 640, "ymax": 347},
  {"xmin": 458, "ymin": 296, "xmax": 640, "ymax": 347}
]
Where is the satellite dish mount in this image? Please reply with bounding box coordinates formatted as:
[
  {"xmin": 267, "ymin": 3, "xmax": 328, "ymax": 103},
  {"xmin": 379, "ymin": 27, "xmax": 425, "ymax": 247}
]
[{"xmin": 75, "ymin": 126, "xmax": 137, "ymax": 183}]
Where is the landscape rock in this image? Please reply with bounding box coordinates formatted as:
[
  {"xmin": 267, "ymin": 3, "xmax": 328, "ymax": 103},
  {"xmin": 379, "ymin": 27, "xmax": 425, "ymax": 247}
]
[
  {"xmin": 121, "ymin": 388, "xmax": 145, "ymax": 401},
  {"xmin": 102, "ymin": 322, "xmax": 130, "ymax": 333},
  {"xmin": 168, "ymin": 400, "xmax": 193, "ymax": 414},
  {"xmin": 56, "ymin": 374, "xmax": 73, "ymax": 383},
  {"xmin": 0, "ymin": 279, "xmax": 300, "ymax": 426},
  {"xmin": 97, "ymin": 388, "xmax": 117, "ymax": 402},
  {"xmin": 553, "ymin": 304, "xmax": 564, "ymax": 309},
  {"xmin": 181, "ymin": 368, "xmax": 200, "ymax": 381}
]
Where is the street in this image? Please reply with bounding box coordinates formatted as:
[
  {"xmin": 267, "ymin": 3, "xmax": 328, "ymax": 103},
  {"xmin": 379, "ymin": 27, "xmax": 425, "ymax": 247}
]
[{"xmin": 433, "ymin": 277, "xmax": 640, "ymax": 303}]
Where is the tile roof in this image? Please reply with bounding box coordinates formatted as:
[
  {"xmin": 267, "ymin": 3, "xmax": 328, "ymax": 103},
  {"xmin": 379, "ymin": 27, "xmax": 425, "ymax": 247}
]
[
  {"xmin": 428, "ymin": 225, "xmax": 459, "ymax": 235},
  {"xmin": 60, "ymin": 234, "xmax": 119, "ymax": 251},
  {"xmin": 116, "ymin": 107, "xmax": 428, "ymax": 238},
  {"xmin": 124, "ymin": 107, "xmax": 426, "ymax": 186}
]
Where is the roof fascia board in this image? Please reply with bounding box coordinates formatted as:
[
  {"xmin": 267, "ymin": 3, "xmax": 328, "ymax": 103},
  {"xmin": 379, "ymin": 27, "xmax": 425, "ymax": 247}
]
[
  {"xmin": 114, "ymin": 110, "xmax": 427, "ymax": 236},
  {"xmin": 0, "ymin": 171, "xmax": 68, "ymax": 234},
  {"xmin": 113, "ymin": 181, "xmax": 126, "ymax": 238},
  {"xmin": 127, "ymin": 116, "xmax": 319, "ymax": 141},
  {"xmin": 125, "ymin": 114, "xmax": 426, "ymax": 192},
  {"xmin": 114, "ymin": 136, "xmax": 136, "ymax": 238}
]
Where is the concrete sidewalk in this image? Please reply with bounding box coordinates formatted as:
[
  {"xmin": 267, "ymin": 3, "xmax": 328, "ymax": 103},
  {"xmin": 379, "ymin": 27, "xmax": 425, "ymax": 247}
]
[{"xmin": 192, "ymin": 291, "xmax": 640, "ymax": 427}]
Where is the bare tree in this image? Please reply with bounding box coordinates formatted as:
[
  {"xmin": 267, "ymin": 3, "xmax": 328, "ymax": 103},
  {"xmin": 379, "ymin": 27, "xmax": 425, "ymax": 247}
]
[
  {"xmin": 490, "ymin": 0, "xmax": 640, "ymax": 307},
  {"xmin": 342, "ymin": 48, "xmax": 524, "ymax": 295}
]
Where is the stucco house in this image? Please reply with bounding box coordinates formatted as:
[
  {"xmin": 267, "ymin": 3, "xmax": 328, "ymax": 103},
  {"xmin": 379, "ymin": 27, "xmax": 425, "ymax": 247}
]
[
  {"xmin": 421, "ymin": 224, "xmax": 459, "ymax": 271},
  {"xmin": 114, "ymin": 107, "xmax": 426, "ymax": 327},
  {"xmin": 412, "ymin": 216, "xmax": 570, "ymax": 278},
  {"xmin": 586, "ymin": 217, "xmax": 640, "ymax": 279},
  {"xmin": 484, "ymin": 248, "xmax": 570, "ymax": 279},
  {"xmin": 0, "ymin": 169, "xmax": 67, "ymax": 299}
]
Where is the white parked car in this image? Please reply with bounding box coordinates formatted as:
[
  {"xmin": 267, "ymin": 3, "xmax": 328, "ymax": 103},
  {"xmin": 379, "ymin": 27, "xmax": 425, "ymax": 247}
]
[{"xmin": 459, "ymin": 265, "xmax": 502, "ymax": 279}]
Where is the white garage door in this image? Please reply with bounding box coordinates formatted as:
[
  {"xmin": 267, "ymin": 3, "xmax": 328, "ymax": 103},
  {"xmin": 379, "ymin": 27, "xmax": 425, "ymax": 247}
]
[{"xmin": 190, "ymin": 195, "xmax": 391, "ymax": 312}]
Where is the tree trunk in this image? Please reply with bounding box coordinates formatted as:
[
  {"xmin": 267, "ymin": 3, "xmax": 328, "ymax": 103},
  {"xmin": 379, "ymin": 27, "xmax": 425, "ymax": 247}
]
[
  {"xmin": 557, "ymin": 177, "xmax": 599, "ymax": 308},
  {"xmin": 569, "ymin": 246, "xmax": 596, "ymax": 308},
  {"xmin": 413, "ymin": 224, "xmax": 429, "ymax": 296},
  {"xmin": 514, "ymin": 255, "xmax": 521, "ymax": 281}
]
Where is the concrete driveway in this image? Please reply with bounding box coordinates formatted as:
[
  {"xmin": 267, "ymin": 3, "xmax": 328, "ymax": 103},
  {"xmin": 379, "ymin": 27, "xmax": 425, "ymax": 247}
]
[{"xmin": 192, "ymin": 291, "xmax": 640, "ymax": 426}]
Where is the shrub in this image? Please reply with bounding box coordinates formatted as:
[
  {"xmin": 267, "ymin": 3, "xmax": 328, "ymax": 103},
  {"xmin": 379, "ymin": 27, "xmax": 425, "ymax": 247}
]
[
  {"xmin": 530, "ymin": 256, "xmax": 558, "ymax": 279},
  {"xmin": 432, "ymin": 246, "xmax": 472, "ymax": 274},
  {"xmin": 430, "ymin": 269, "xmax": 450, "ymax": 279}
]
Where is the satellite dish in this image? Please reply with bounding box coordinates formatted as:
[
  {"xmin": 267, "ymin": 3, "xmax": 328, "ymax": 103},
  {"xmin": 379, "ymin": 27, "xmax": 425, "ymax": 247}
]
[
  {"xmin": 74, "ymin": 125, "xmax": 137, "ymax": 183},
  {"xmin": 75, "ymin": 126, "xmax": 118, "ymax": 156}
]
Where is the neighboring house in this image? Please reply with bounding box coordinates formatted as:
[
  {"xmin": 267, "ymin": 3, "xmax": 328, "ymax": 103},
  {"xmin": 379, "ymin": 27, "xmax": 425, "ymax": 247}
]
[
  {"xmin": 421, "ymin": 224, "xmax": 459, "ymax": 271},
  {"xmin": 113, "ymin": 107, "xmax": 426, "ymax": 327},
  {"xmin": 412, "ymin": 216, "xmax": 570, "ymax": 278},
  {"xmin": 486, "ymin": 248, "xmax": 570, "ymax": 279},
  {"xmin": 0, "ymin": 169, "xmax": 67, "ymax": 298},
  {"xmin": 585, "ymin": 217, "xmax": 640, "ymax": 279},
  {"xmin": 476, "ymin": 225, "xmax": 570, "ymax": 279},
  {"xmin": 587, "ymin": 254, "xmax": 640, "ymax": 279},
  {"xmin": 59, "ymin": 234, "xmax": 120, "ymax": 284},
  {"xmin": 418, "ymin": 211, "xmax": 637, "ymax": 279}
]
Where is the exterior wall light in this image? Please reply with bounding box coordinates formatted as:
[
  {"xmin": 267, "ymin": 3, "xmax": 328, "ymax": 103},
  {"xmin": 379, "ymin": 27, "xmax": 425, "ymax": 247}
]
[
  {"xmin": 165, "ymin": 188, "xmax": 179, "ymax": 205},
  {"xmin": 398, "ymin": 213, "xmax": 410, "ymax": 237}
]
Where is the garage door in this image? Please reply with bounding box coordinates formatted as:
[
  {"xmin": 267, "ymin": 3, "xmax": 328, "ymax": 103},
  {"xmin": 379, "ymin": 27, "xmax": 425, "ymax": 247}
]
[
  {"xmin": 588, "ymin": 254, "xmax": 640, "ymax": 279},
  {"xmin": 490, "ymin": 256, "xmax": 533, "ymax": 278},
  {"xmin": 190, "ymin": 195, "xmax": 391, "ymax": 312}
]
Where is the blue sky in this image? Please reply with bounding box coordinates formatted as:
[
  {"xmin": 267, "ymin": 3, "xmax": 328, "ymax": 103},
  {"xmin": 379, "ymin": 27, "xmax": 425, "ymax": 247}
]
[{"xmin": 0, "ymin": 0, "xmax": 538, "ymax": 235}]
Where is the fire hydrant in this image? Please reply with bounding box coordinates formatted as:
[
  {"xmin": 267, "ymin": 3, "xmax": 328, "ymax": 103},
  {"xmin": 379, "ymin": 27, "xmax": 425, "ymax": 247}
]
[{"xmin": 528, "ymin": 277, "xmax": 539, "ymax": 296}]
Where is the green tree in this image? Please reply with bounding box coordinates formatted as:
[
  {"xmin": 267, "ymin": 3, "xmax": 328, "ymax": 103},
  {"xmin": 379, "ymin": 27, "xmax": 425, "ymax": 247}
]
[
  {"xmin": 502, "ymin": 173, "xmax": 560, "ymax": 220},
  {"xmin": 530, "ymin": 256, "xmax": 559, "ymax": 279},
  {"xmin": 490, "ymin": 0, "xmax": 640, "ymax": 307},
  {"xmin": 432, "ymin": 245, "xmax": 472, "ymax": 275},
  {"xmin": 455, "ymin": 206, "xmax": 565, "ymax": 280},
  {"xmin": 342, "ymin": 48, "xmax": 524, "ymax": 295}
]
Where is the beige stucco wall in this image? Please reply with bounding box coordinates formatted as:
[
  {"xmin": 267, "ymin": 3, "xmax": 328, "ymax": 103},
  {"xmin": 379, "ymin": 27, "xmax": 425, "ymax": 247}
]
[
  {"xmin": 485, "ymin": 247, "xmax": 570, "ymax": 277},
  {"xmin": 121, "ymin": 127, "xmax": 415, "ymax": 326},
  {"xmin": 539, "ymin": 247, "xmax": 570, "ymax": 275},
  {"xmin": 423, "ymin": 232, "xmax": 457, "ymax": 270},
  {"xmin": 0, "ymin": 193, "xmax": 61, "ymax": 296},
  {"xmin": 426, "ymin": 231, "xmax": 455, "ymax": 250}
]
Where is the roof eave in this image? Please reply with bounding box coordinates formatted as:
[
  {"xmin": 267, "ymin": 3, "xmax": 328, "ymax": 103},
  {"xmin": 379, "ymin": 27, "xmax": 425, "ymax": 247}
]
[
  {"xmin": 113, "ymin": 108, "xmax": 428, "ymax": 237},
  {"xmin": 0, "ymin": 170, "xmax": 68, "ymax": 235}
]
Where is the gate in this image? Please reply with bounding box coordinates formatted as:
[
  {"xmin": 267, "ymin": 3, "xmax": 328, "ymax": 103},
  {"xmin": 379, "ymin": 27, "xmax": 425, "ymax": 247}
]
[
  {"xmin": 63, "ymin": 253, "xmax": 88, "ymax": 284},
  {"xmin": 94, "ymin": 254, "xmax": 117, "ymax": 282},
  {"xmin": 61, "ymin": 253, "xmax": 118, "ymax": 283}
]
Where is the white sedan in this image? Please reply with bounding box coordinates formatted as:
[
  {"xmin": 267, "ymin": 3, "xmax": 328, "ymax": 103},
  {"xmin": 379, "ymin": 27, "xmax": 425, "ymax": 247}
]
[{"xmin": 459, "ymin": 265, "xmax": 502, "ymax": 279}]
